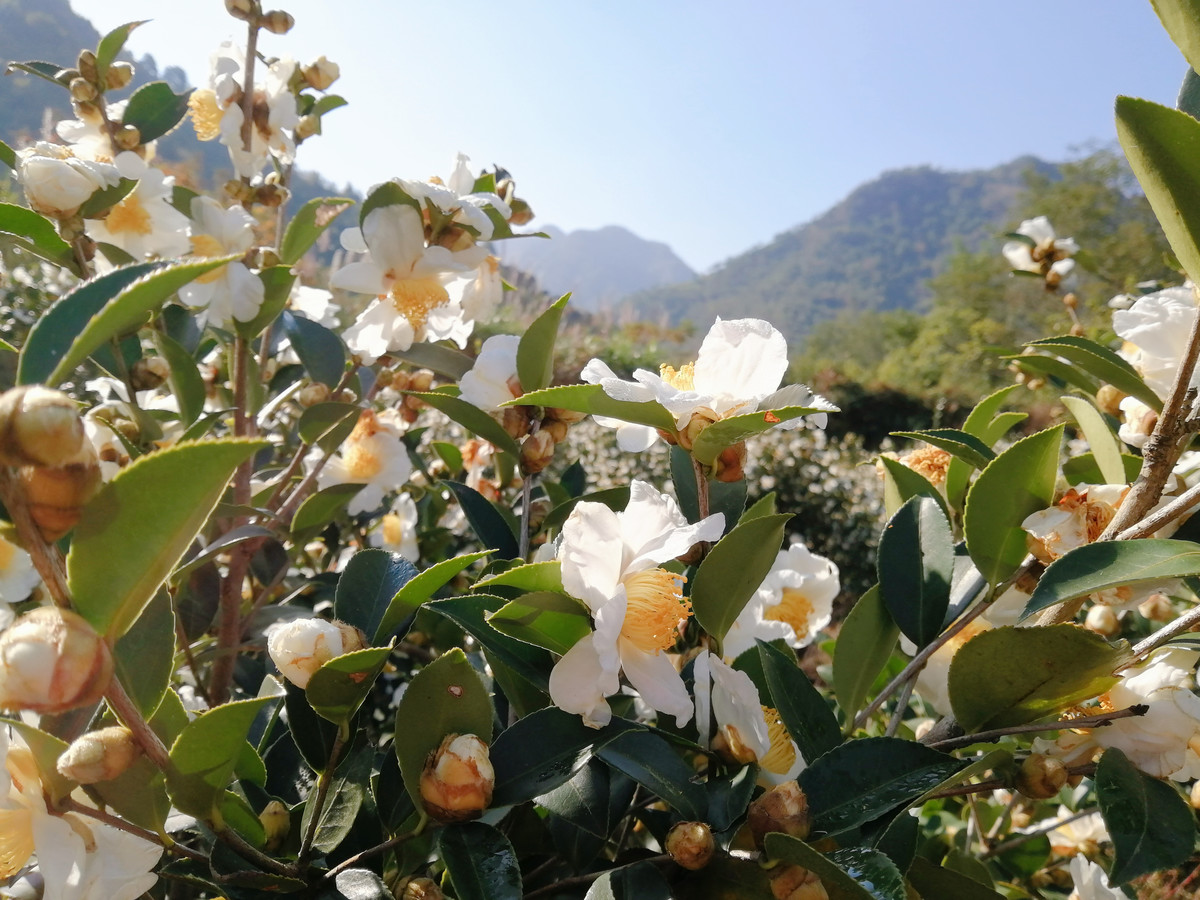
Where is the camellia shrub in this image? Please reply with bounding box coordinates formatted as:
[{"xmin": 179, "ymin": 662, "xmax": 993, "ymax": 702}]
[{"xmin": 7, "ymin": 2, "xmax": 1200, "ymax": 899}]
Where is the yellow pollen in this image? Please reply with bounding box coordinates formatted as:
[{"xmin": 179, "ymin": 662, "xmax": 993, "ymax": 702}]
[
  {"xmin": 764, "ymin": 588, "xmax": 816, "ymax": 637},
  {"xmin": 0, "ymin": 808, "xmax": 34, "ymax": 879},
  {"xmin": 188, "ymin": 89, "xmax": 224, "ymax": 141},
  {"xmin": 381, "ymin": 513, "xmax": 404, "ymax": 546},
  {"xmin": 190, "ymin": 234, "xmax": 229, "ymax": 284},
  {"xmin": 343, "ymin": 438, "xmax": 385, "ymax": 480},
  {"xmin": 0, "ymin": 538, "xmax": 15, "ymax": 573},
  {"xmin": 390, "ymin": 276, "xmax": 450, "ymax": 331},
  {"xmin": 760, "ymin": 706, "xmax": 797, "ymax": 774},
  {"xmin": 620, "ymin": 568, "xmax": 690, "ymax": 653},
  {"xmin": 659, "ymin": 362, "xmax": 695, "ymax": 391},
  {"xmin": 106, "ymin": 193, "xmax": 153, "ymax": 236}
]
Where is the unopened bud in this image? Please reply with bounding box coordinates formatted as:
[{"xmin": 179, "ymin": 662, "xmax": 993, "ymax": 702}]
[
  {"xmin": 1084, "ymin": 604, "xmax": 1120, "ymax": 638},
  {"xmin": 1062, "ymin": 292, "xmax": 1078, "ymax": 310},
  {"xmin": 748, "ymin": 780, "xmax": 810, "ymax": 850},
  {"xmin": 1015, "ymin": 753, "xmax": 1068, "ymax": 800},
  {"xmin": 251, "ymin": 246, "xmax": 282, "ymax": 269},
  {"xmin": 129, "ymin": 356, "xmax": 169, "ymax": 391},
  {"xmin": 56, "ymin": 726, "xmax": 140, "ymax": 783},
  {"xmin": 1069, "ymin": 323, "xmax": 1085, "ymax": 337},
  {"xmin": 500, "ymin": 407, "xmax": 531, "ymax": 440},
  {"xmin": 0, "ymin": 607, "xmax": 113, "ymax": 713},
  {"xmin": 226, "ymin": 0, "xmax": 258, "ymax": 19},
  {"xmin": 302, "ymin": 56, "xmax": 340, "ymax": 91},
  {"xmin": 770, "ymin": 864, "xmax": 828, "ymax": 900},
  {"xmin": 261, "ymin": 9, "xmax": 295, "ymax": 33},
  {"xmin": 1138, "ymin": 593, "xmax": 1174, "ymax": 622},
  {"xmin": 19, "ymin": 461, "xmax": 102, "ymax": 541},
  {"xmin": 419, "ymin": 733, "xmax": 494, "ymax": 822},
  {"xmin": 266, "ymin": 617, "xmax": 366, "ymax": 689},
  {"xmin": 714, "ymin": 441, "xmax": 747, "ymax": 483},
  {"xmin": 677, "ymin": 408, "xmax": 719, "ymax": 452},
  {"xmin": 507, "ymin": 198, "xmax": 534, "ymax": 227},
  {"xmin": 105, "ymin": 62, "xmax": 134, "ymax": 91},
  {"xmin": 297, "ymin": 383, "xmax": 331, "ymax": 407},
  {"xmin": 409, "ymin": 370, "xmax": 435, "ymax": 393},
  {"xmin": 665, "ymin": 821, "xmax": 714, "ymax": 870},
  {"xmin": 295, "ymin": 114, "xmax": 320, "ymax": 141},
  {"xmin": 259, "ymin": 799, "xmax": 290, "ymax": 851},
  {"xmin": 254, "ymin": 184, "xmax": 289, "ymax": 209},
  {"xmin": 520, "ymin": 430, "xmax": 555, "ymax": 474},
  {"xmin": 0, "ymin": 386, "xmax": 89, "ymax": 467},
  {"xmin": 546, "ymin": 407, "xmax": 586, "ymax": 426},
  {"xmin": 392, "ymin": 876, "xmax": 443, "ymax": 900},
  {"xmin": 1190, "ymin": 780, "xmax": 1200, "ymax": 810},
  {"xmin": 77, "ymin": 50, "xmax": 98, "ymax": 84},
  {"xmin": 113, "ymin": 123, "xmax": 141, "ymax": 150},
  {"xmin": 1095, "ymin": 384, "xmax": 1126, "ymax": 418},
  {"xmin": 541, "ymin": 418, "xmax": 568, "ymax": 443},
  {"xmin": 69, "ymin": 77, "xmax": 98, "ymax": 103}
]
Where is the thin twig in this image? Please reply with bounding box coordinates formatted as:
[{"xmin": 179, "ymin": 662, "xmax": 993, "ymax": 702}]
[
  {"xmin": 298, "ymin": 731, "xmax": 347, "ymax": 864},
  {"xmin": 61, "ymin": 798, "xmax": 207, "ymax": 862},
  {"xmin": 105, "ymin": 677, "xmax": 171, "ymax": 771},
  {"xmin": 927, "ymin": 705, "xmax": 1147, "ymax": 752},
  {"xmin": 519, "ymin": 476, "xmax": 532, "ymax": 561},
  {"xmin": 885, "ymin": 679, "xmax": 915, "ymax": 737},
  {"xmin": 927, "ymin": 763, "xmax": 1096, "ymax": 801},
  {"xmin": 982, "ymin": 807, "xmax": 1096, "ymax": 859},
  {"xmin": 0, "ymin": 467, "xmax": 71, "ymax": 607},
  {"xmin": 1127, "ymin": 608, "xmax": 1200, "ymax": 666},
  {"xmin": 321, "ymin": 818, "xmax": 426, "ymax": 882},
  {"xmin": 1116, "ymin": 478, "xmax": 1200, "ymax": 541},
  {"xmin": 218, "ymin": 824, "xmax": 294, "ymax": 876}
]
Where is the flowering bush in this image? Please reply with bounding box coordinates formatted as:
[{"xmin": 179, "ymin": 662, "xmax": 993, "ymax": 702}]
[{"xmin": 4, "ymin": 3, "xmax": 1200, "ymax": 900}]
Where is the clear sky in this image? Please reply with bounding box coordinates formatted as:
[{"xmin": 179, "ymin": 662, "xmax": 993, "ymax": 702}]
[{"xmin": 67, "ymin": 1, "xmax": 1187, "ymax": 273}]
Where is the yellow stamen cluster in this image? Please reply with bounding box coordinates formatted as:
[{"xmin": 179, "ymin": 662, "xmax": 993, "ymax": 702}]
[
  {"xmin": 659, "ymin": 362, "xmax": 695, "ymax": 391},
  {"xmin": 342, "ymin": 411, "xmax": 386, "ymax": 479},
  {"xmin": 389, "ymin": 276, "xmax": 450, "ymax": 332},
  {"xmin": 0, "ymin": 807, "xmax": 34, "ymax": 878},
  {"xmin": 190, "ymin": 234, "xmax": 229, "ymax": 284},
  {"xmin": 381, "ymin": 513, "xmax": 405, "ymax": 546},
  {"xmin": 620, "ymin": 568, "xmax": 690, "ymax": 653},
  {"xmin": 902, "ymin": 446, "xmax": 953, "ymax": 487},
  {"xmin": 188, "ymin": 88, "xmax": 224, "ymax": 141},
  {"xmin": 764, "ymin": 588, "xmax": 816, "ymax": 637},
  {"xmin": 760, "ymin": 706, "xmax": 797, "ymax": 774},
  {"xmin": 106, "ymin": 194, "xmax": 154, "ymax": 236}
]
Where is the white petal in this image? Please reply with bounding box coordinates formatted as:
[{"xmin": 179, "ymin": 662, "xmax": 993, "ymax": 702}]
[
  {"xmin": 619, "ymin": 641, "xmax": 693, "ymax": 726},
  {"xmin": 693, "ymin": 318, "xmax": 788, "ymax": 409},
  {"xmin": 560, "ymin": 501, "xmax": 626, "ymax": 611},
  {"xmin": 549, "ymin": 635, "xmax": 613, "ymax": 729},
  {"xmin": 362, "ymin": 204, "xmax": 426, "ymax": 277}
]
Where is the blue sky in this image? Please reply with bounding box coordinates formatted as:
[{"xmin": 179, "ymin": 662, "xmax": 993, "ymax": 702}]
[{"xmin": 70, "ymin": 1, "xmax": 1187, "ymax": 272}]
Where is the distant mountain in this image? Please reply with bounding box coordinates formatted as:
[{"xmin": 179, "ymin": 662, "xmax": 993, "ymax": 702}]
[
  {"xmin": 497, "ymin": 225, "xmax": 695, "ymax": 312},
  {"xmin": 628, "ymin": 157, "xmax": 1059, "ymax": 342}
]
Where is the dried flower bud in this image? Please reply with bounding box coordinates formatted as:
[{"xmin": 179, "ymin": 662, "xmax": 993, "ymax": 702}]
[
  {"xmin": 259, "ymin": 799, "xmax": 290, "ymax": 851},
  {"xmin": 665, "ymin": 821, "xmax": 714, "ymax": 870},
  {"xmin": 419, "ymin": 733, "xmax": 494, "ymax": 822},
  {"xmin": 1095, "ymin": 384, "xmax": 1126, "ymax": 418},
  {"xmin": 266, "ymin": 617, "xmax": 366, "ymax": 688},
  {"xmin": 520, "ymin": 430, "xmax": 555, "ymax": 474},
  {"xmin": 105, "ymin": 62, "xmax": 134, "ymax": 91},
  {"xmin": 541, "ymin": 418, "xmax": 568, "ymax": 444},
  {"xmin": 19, "ymin": 460, "xmax": 102, "ymax": 542},
  {"xmin": 0, "ymin": 386, "xmax": 89, "ymax": 467},
  {"xmin": 129, "ymin": 356, "xmax": 169, "ymax": 391},
  {"xmin": 77, "ymin": 50, "xmax": 98, "ymax": 84},
  {"xmin": 1015, "ymin": 753, "xmax": 1068, "ymax": 800},
  {"xmin": 0, "ymin": 607, "xmax": 113, "ymax": 713},
  {"xmin": 409, "ymin": 370, "xmax": 435, "ymax": 393},
  {"xmin": 56, "ymin": 725, "xmax": 140, "ymax": 783},
  {"xmin": 546, "ymin": 407, "xmax": 586, "ymax": 426},
  {"xmin": 714, "ymin": 441, "xmax": 747, "ymax": 483},
  {"xmin": 1138, "ymin": 592, "xmax": 1174, "ymax": 622},
  {"xmin": 507, "ymin": 198, "xmax": 534, "ymax": 227},
  {"xmin": 500, "ymin": 407, "xmax": 532, "ymax": 440},
  {"xmin": 302, "ymin": 56, "xmax": 340, "ymax": 91},
  {"xmin": 677, "ymin": 408, "xmax": 720, "ymax": 451},
  {"xmin": 261, "ymin": 9, "xmax": 295, "ymax": 33},
  {"xmin": 295, "ymin": 114, "xmax": 320, "ymax": 141},
  {"xmin": 392, "ymin": 876, "xmax": 443, "ymax": 900},
  {"xmin": 770, "ymin": 865, "xmax": 828, "ymax": 900},
  {"xmin": 111, "ymin": 123, "xmax": 140, "ymax": 151},
  {"xmin": 69, "ymin": 77, "xmax": 97, "ymax": 103},
  {"xmin": 1084, "ymin": 604, "xmax": 1120, "ymax": 638},
  {"xmin": 225, "ymin": 0, "xmax": 259, "ymax": 18},
  {"xmin": 748, "ymin": 780, "xmax": 811, "ymax": 849},
  {"xmin": 297, "ymin": 383, "xmax": 331, "ymax": 407}
]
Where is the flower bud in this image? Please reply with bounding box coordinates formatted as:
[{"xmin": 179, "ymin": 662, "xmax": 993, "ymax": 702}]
[
  {"xmin": 114, "ymin": 123, "xmax": 141, "ymax": 151},
  {"xmin": 1084, "ymin": 604, "xmax": 1120, "ymax": 638},
  {"xmin": 226, "ymin": 0, "xmax": 259, "ymax": 19},
  {"xmin": 0, "ymin": 386, "xmax": 89, "ymax": 467},
  {"xmin": 77, "ymin": 50, "xmax": 98, "ymax": 84},
  {"xmin": 105, "ymin": 62, "xmax": 134, "ymax": 91},
  {"xmin": 507, "ymin": 198, "xmax": 534, "ymax": 227},
  {"xmin": 261, "ymin": 9, "xmax": 295, "ymax": 33},
  {"xmin": 259, "ymin": 799, "xmax": 291, "ymax": 851},
  {"xmin": 266, "ymin": 617, "xmax": 366, "ymax": 688},
  {"xmin": 302, "ymin": 56, "xmax": 340, "ymax": 91},
  {"xmin": 546, "ymin": 407, "xmax": 587, "ymax": 426},
  {"xmin": 677, "ymin": 408, "xmax": 719, "ymax": 451},
  {"xmin": 0, "ymin": 607, "xmax": 113, "ymax": 713},
  {"xmin": 409, "ymin": 370, "xmax": 435, "ymax": 393},
  {"xmin": 129, "ymin": 356, "xmax": 170, "ymax": 391},
  {"xmin": 19, "ymin": 461, "xmax": 102, "ymax": 541},
  {"xmin": 297, "ymin": 383, "xmax": 331, "ymax": 407},
  {"xmin": 1138, "ymin": 592, "xmax": 1174, "ymax": 622},
  {"xmin": 419, "ymin": 733, "xmax": 494, "ymax": 822},
  {"xmin": 1095, "ymin": 384, "xmax": 1126, "ymax": 418},
  {"xmin": 295, "ymin": 114, "xmax": 320, "ymax": 141},
  {"xmin": 69, "ymin": 77, "xmax": 98, "ymax": 103},
  {"xmin": 1014, "ymin": 753, "xmax": 1068, "ymax": 800},
  {"xmin": 665, "ymin": 821, "xmax": 715, "ymax": 870},
  {"xmin": 1062, "ymin": 292, "xmax": 1078, "ymax": 310},
  {"xmin": 1190, "ymin": 780, "xmax": 1200, "ymax": 810},
  {"xmin": 392, "ymin": 876, "xmax": 443, "ymax": 900},
  {"xmin": 540, "ymin": 418, "xmax": 568, "ymax": 444},
  {"xmin": 56, "ymin": 725, "xmax": 140, "ymax": 783},
  {"xmin": 714, "ymin": 441, "xmax": 747, "ymax": 483},
  {"xmin": 520, "ymin": 430, "xmax": 555, "ymax": 475},
  {"xmin": 770, "ymin": 864, "xmax": 828, "ymax": 900},
  {"xmin": 748, "ymin": 780, "xmax": 810, "ymax": 850},
  {"xmin": 500, "ymin": 407, "xmax": 532, "ymax": 440}
]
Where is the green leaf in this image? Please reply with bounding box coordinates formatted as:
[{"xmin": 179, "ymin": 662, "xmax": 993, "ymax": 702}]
[
  {"xmin": 306, "ymin": 646, "xmax": 393, "ymax": 724},
  {"xmin": 539, "ymin": 759, "xmax": 630, "ymax": 837},
  {"xmin": 832, "ymin": 586, "xmax": 899, "ymax": 725},
  {"xmin": 1023, "ymin": 539, "xmax": 1200, "ymax": 617},
  {"xmin": 508, "ymin": 383, "xmax": 677, "ymax": 432},
  {"xmin": 517, "ymin": 294, "xmax": 569, "ymax": 394},
  {"xmin": 906, "ymin": 857, "xmax": 1008, "ymax": 900},
  {"xmin": 963, "ymin": 425, "xmax": 1063, "ymax": 585},
  {"xmin": 1153, "ymin": 0, "xmax": 1200, "ymax": 74},
  {"xmin": 1027, "ymin": 335, "xmax": 1163, "ymax": 410},
  {"xmin": 429, "ymin": 594, "xmax": 552, "ymax": 690},
  {"xmin": 691, "ymin": 513, "xmax": 791, "ymax": 646},
  {"xmin": 765, "ymin": 836, "xmax": 906, "ymax": 900},
  {"xmin": 3, "ymin": 720, "xmax": 73, "ymax": 803},
  {"xmin": 595, "ymin": 730, "xmax": 706, "ymax": 819},
  {"xmin": 487, "ymin": 590, "xmax": 592, "ymax": 655},
  {"xmin": 1063, "ymin": 451, "xmax": 1143, "ymax": 486},
  {"xmin": 280, "ymin": 197, "xmax": 354, "ymax": 265},
  {"xmin": 1007, "ymin": 351, "xmax": 1102, "ymax": 396},
  {"xmin": 393, "ymin": 648, "xmax": 493, "ymax": 811},
  {"xmin": 0, "ymin": 202, "xmax": 79, "ymax": 274},
  {"xmin": 877, "ymin": 496, "xmax": 954, "ymax": 648},
  {"xmin": 280, "ymin": 310, "xmax": 345, "ymax": 387},
  {"xmin": 877, "ymin": 455, "xmax": 947, "ymax": 519},
  {"xmin": 95, "ymin": 20, "xmax": 145, "ymax": 80},
  {"xmin": 475, "ymin": 560, "xmax": 562, "ymax": 593},
  {"xmin": 438, "ymin": 823, "xmax": 522, "ymax": 900},
  {"xmin": 290, "ymin": 483, "xmax": 362, "ymax": 539},
  {"xmin": 1118, "ymin": 96, "xmax": 1200, "ymax": 282},
  {"xmin": 299, "ymin": 743, "xmax": 371, "ymax": 854},
  {"xmin": 121, "ymin": 81, "xmax": 193, "ymax": 143},
  {"xmin": 285, "ymin": 681, "xmax": 339, "ymax": 772},
  {"xmin": 444, "ymin": 480, "xmax": 520, "ymax": 560},
  {"xmin": 151, "ymin": 331, "xmax": 206, "ymax": 427},
  {"xmin": 408, "ymin": 391, "xmax": 522, "ymax": 459},
  {"xmin": 892, "ymin": 429, "xmax": 995, "ymax": 470},
  {"xmin": 76, "ymin": 177, "xmax": 137, "ymax": 219},
  {"xmin": 1180, "ymin": 66, "xmax": 1200, "ymax": 120},
  {"xmin": 690, "ymin": 404, "xmax": 837, "ymax": 467},
  {"xmin": 948, "ymin": 624, "xmax": 1130, "ymax": 731},
  {"xmin": 670, "ymin": 444, "xmax": 747, "ymax": 529},
  {"xmin": 390, "ymin": 342, "xmax": 474, "ymax": 380},
  {"xmin": 586, "ymin": 861, "xmax": 673, "ymax": 900},
  {"xmin": 236, "ymin": 265, "xmax": 294, "ymax": 339},
  {"xmin": 544, "ymin": 487, "xmax": 630, "ymax": 530},
  {"xmin": 167, "ymin": 697, "xmax": 275, "ymax": 819},
  {"xmin": 1097, "ymin": 746, "xmax": 1196, "ymax": 884},
  {"xmin": 297, "ymin": 401, "xmax": 359, "ymax": 450},
  {"xmin": 946, "ymin": 385, "xmax": 1026, "ymax": 512},
  {"xmin": 4, "ymin": 60, "xmax": 72, "ymax": 86},
  {"xmin": 112, "ymin": 589, "xmax": 174, "ymax": 718},
  {"xmin": 757, "ymin": 640, "xmax": 841, "ymax": 762},
  {"xmin": 375, "ymin": 550, "xmax": 492, "ymax": 642},
  {"xmin": 334, "ymin": 549, "xmax": 417, "ymax": 641},
  {"xmin": 68, "ymin": 439, "xmax": 267, "ymax": 639},
  {"xmin": 799, "ymin": 737, "xmax": 965, "ymax": 837},
  {"xmin": 0, "ymin": 139, "xmax": 15, "ymax": 170},
  {"xmin": 360, "ymin": 180, "xmax": 421, "ymax": 227}
]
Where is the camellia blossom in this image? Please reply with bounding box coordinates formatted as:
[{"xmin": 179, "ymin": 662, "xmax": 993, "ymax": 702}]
[
  {"xmin": 0, "ymin": 727, "xmax": 162, "ymax": 900},
  {"xmin": 179, "ymin": 196, "xmax": 263, "ymax": 329},
  {"xmin": 722, "ymin": 541, "xmax": 839, "ymax": 661},
  {"xmin": 266, "ymin": 617, "xmax": 364, "ymax": 688},
  {"xmin": 16, "ymin": 142, "xmax": 120, "ymax": 218},
  {"xmin": 1068, "ymin": 856, "xmax": 1132, "ymax": 900},
  {"xmin": 86, "ymin": 166, "xmax": 190, "ymax": 261},
  {"xmin": 369, "ymin": 492, "xmax": 420, "ymax": 561},
  {"xmin": 1002, "ymin": 216, "xmax": 1079, "ymax": 282},
  {"xmin": 459, "ymin": 335, "xmax": 522, "ymax": 412},
  {"xmin": 1112, "ymin": 285, "xmax": 1199, "ymax": 399},
  {"xmin": 0, "ymin": 535, "xmax": 40, "ymax": 608},
  {"xmin": 548, "ymin": 480, "xmax": 724, "ymax": 728},
  {"xmin": 312, "ymin": 410, "xmax": 412, "ymax": 516}
]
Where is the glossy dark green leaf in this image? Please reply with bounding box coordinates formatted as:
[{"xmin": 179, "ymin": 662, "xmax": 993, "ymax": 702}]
[
  {"xmin": 1180, "ymin": 66, "xmax": 1200, "ymax": 120},
  {"xmin": 438, "ymin": 822, "xmax": 522, "ymax": 900},
  {"xmin": 1023, "ymin": 539, "xmax": 1200, "ymax": 617},
  {"xmin": 543, "ymin": 487, "xmax": 631, "ymax": 530},
  {"xmin": 444, "ymin": 480, "xmax": 519, "ymax": 560},
  {"xmin": 705, "ymin": 761, "xmax": 759, "ymax": 833},
  {"xmin": 1097, "ymin": 746, "xmax": 1196, "ymax": 884},
  {"xmin": 832, "ymin": 586, "xmax": 899, "ymax": 724},
  {"xmin": 152, "ymin": 331, "xmax": 205, "ymax": 426},
  {"xmin": 306, "ymin": 646, "xmax": 392, "ymax": 725},
  {"xmin": 334, "ymin": 549, "xmax": 417, "ymax": 641},
  {"xmin": 585, "ymin": 861, "xmax": 672, "ymax": 900},
  {"xmin": 76, "ymin": 178, "xmax": 136, "ymax": 218},
  {"xmin": 595, "ymin": 730, "xmax": 705, "ymax": 819},
  {"xmin": 670, "ymin": 444, "xmax": 747, "ymax": 529},
  {"xmin": 877, "ymin": 455, "xmax": 946, "ymax": 519},
  {"xmin": 393, "ymin": 648, "xmax": 493, "ymax": 810},
  {"xmin": 429, "ymin": 594, "xmax": 552, "ymax": 689},
  {"xmin": 892, "ymin": 429, "xmax": 995, "ymax": 469},
  {"xmin": 487, "ymin": 591, "xmax": 591, "ymax": 655},
  {"xmin": 690, "ymin": 403, "xmax": 837, "ymax": 466},
  {"xmin": 758, "ymin": 640, "xmax": 841, "ymax": 762},
  {"xmin": 280, "ymin": 309, "xmax": 345, "ymax": 387},
  {"xmin": 508, "ymin": 383, "xmax": 677, "ymax": 431},
  {"xmin": 906, "ymin": 857, "xmax": 1007, "ymax": 900},
  {"xmin": 963, "ymin": 425, "xmax": 1063, "ymax": 585},
  {"xmin": 539, "ymin": 759, "xmax": 629, "ymax": 837},
  {"xmin": 121, "ymin": 81, "xmax": 193, "ymax": 143},
  {"xmin": 407, "ymin": 391, "xmax": 522, "ymax": 459},
  {"xmin": 299, "ymin": 744, "xmax": 371, "ymax": 854},
  {"xmin": 280, "ymin": 197, "xmax": 354, "ymax": 265},
  {"xmin": 799, "ymin": 737, "xmax": 965, "ymax": 837},
  {"xmin": 1027, "ymin": 335, "xmax": 1162, "ymax": 410},
  {"xmin": 297, "ymin": 401, "xmax": 359, "ymax": 450},
  {"xmin": 112, "ymin": 589, "xmax": 174, "ymax": 718},
  {"xmin": 877, "ymin": 496, "xmax": 953, "ymax": 648},
  {"xmin": 167, "ymin": 697, "xmax": 276, "ymax": 818},
  {"xmin": 375, "ymin": 550, "xmax": 491, "ymax": 642},
  {"xmin": 691, "ymin": 513, "xmax": 791, "ymax": 645},
  {"xmin": 290, "ymin": 483, "xmax": 362, "ymax": 538},
  {"xmin": 765, "ymin": 836, "xmax": 905, "ymax": 900},
  {"xmin": 284, "ymin": 681, "xmax": 339, "ymax": 772},
  {"xmin": 948, "ymin": 625, "xmax": 1129, "ymax": 731},
  {"xmin": 4, "ymin": 60, "xmax": 70, "ymax": 86},
  {"xmin": 517, "ymin": 294, "xmax": 569, "ymax": 394},
  {"xmin": 322, "ymin": 869, "xmax": 393, "ymax": 900}
]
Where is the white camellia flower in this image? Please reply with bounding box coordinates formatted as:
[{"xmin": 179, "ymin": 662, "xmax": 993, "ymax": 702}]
[
  {"xmin": 722, "ymin": 541, "xmax": 838, "ymax": 662},
  {"xmin": 16, "ymin": 142, "xmax": 121, "ymax": 218},
  {"xmin": 0, "ymin": 727, "xmax": 162, "ymax": 900},
  {"xmin": 369, "ymin": 492, "xmax": 420, "ymax": 562},
  {"xmin": 266, "ymin": 617, "xmax": 364, "ymax": 688},
  {"xmin": 312, "ymin": 410, "xmax": 412, "ymax": 516},
  {"xmin": 459, "ymin": 335, "xmax": 522, "ymax": 412},
  {"xmin": 1113, "ymin": 285, "xmax": 1198, "ymax": 399},
  {"xmin": 1068, "ymin": 856, "xmax": 1131, "ymax": 900},
  {"xmin": 180, "ymin": 196, "xmax": 263, "ymax": 329},
  {"xmin": 693, "ymin": 652, "xmax": 804, "ymax": 784},
  {"xmin": 448, "ymin": 255, "xmax": 503, "ymax": 324},
  {"xmin": 1002, "ymin": 216, "xmax": 1079, "ymax": 273},
  {"xmin": 548, "ymin": 480, "xmax": 724, "ymax": 728},
  {"xmin": 1046, "ymin": 805, "xmax": 1110, "ymax": 856},
  {"xmin": 86, "ymin": 166, "xmax": 190, "ymax": 261},
  {"xmin": 0, "ymin": 535, "xmax": 40, "ymax": 608}
]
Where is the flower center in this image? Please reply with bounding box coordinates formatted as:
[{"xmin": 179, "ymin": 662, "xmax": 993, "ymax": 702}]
[
  {"xmin": 343, "ymin": 438, "xmax": 384, "ymax": 480},
  {"xmin": 620, "ymin": 568, "xmax": 690, "ymax": 653},
  {"xmin": 106, "ymin": 193, "xmax": 154, "ymax": 236},
  {"xmin": 659, "ymin": 362, "xmax": 695, "ymax": 391},
  {"xmin": 763, "ymin": 588, "xmax": 817, "ymax": 637},
  {"xmin": 759, "ymin": 706, "xmax": 797, "ymax": 774},
  {"xmin": 0, "ymin": 808, "xmax": 34, "ymax": 878},
  {"xmin": 390, "ymin": 276, "xmax": 450, "ymax": 332},
  {"xmin": 188, "ymin": 89, "xmax": 224, "ymax": 141},
  {"xmin": 190, "ymin": 234, "xmax": 229, "ymax": 284},
  {"xmin": 381, "ymin": 513, "xmax": 405, "ymax": 546}
]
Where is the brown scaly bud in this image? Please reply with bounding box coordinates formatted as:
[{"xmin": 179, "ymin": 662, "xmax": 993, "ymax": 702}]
[
  {"xmin": 77, "ymin": 50, "xmax": 98, "ymax": 84},
  {"xmin": 1139, "ymin": 593, "xmax": 1175, "ymax": 623},
  {"xmin": 1069, "ymin": 323, "xmax": 1086, "ymax": 337},
  {"xmin": 540, "ymin": 418, "xmax": 568, "ymax": 444},
  {"xmin": 302, "ymin": 56, "xmax": 340, "ymax": 91},
  {"xmin": 392, "ymin": 876, "xmax": 443, "ymax": 900},
  {"xmin": 748, "ymin": 780, "xmax": 811, "ymax": 850},
  {"xmin": 129, "ymin": 356, "xmax": 169, "ymax": 391},
  {"xmin": 0, "ymin": 386, "xmax": 90, "ymax": 467},
  {"xmin": 520, "ymin": 430, "xmax": 555, "ymax": 474},
  {"xmin": 546, "ymin": 407, "xmax": 587, "ymax": 426},
  {"xmin": 419, "ymin": 733, "xmax": 494, "ymax": 822},
  {"xmin": 105, "ymin": 62, "xmax": 134, "ymax": 92},
  {"xmin": 261, "ymin": 9, "xmax": 295, "ymax": 33},
  {"xmin": 409, "ymin": 370, "xmax": 435, "ymax": 393},
  {"xmin": 56, "ymin": 726, "xmax": 140, "ymax": 784},
  {"xmin": 297, "ymin": 383, "xmax": 331, "ymax": 408},
  {"xmin": 259, "ymin": 800, "xmax": 291, "ymax": 852},
  {"xmin": 1062, "ymin": 292, "xmax": 1079, "ymax": 310},
  {"xmin": 1015, "ymin": 753, "xmax": 1068, "ymax": 800},
  {"xmin": 665, "ymin": 821, "xmax": 715, "ymax": 870},
  {"xmin": 714, "ymin": 441, "xmax": 747, "ymax": 483},
  {"xmin": 1095, "ymin": 384, "xmax": 1126, "ymax": 418},
  {"xmin": 0, "ymin": 607, "xmax": 113, "ymax": 713},
  {"xmin": 20, "ymin": 461, "xmax": 102, "ymax": 542},
  {"xmin": 254, "ymin": 184, "xmax": 289, "ymax": 209},
  {"xmin": 770, "ymin": 865, "xmax": 828, "ymax": 900},
  {"xmin": 1083, "ymin": 604, "xmax": 1120, "ymax": 638},
  {"xmin": 507, "ymin": 198, "xmax": 534, "ymax": 227},
  {"xmin": 500, "ymin": 407, "xmax": 532, "ymax": 440}
]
